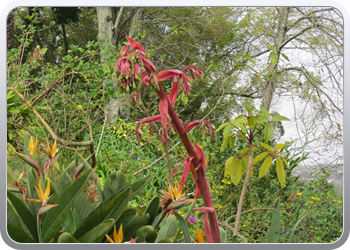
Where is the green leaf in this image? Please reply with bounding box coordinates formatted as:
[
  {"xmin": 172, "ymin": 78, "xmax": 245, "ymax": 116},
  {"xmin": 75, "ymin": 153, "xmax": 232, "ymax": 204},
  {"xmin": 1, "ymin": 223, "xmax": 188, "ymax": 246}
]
[
  {"xmin": 7, "ymin": 222, "xmax": 36, "ymax": 243},
  {"xmin": 272, "ymin": 115, "xmax": 290, "ymax": 122},
  {"xmin": 253, "ymin": 152, "xmax": 268, "ymax": 165},
  {"xmin": 277, "ymin": 152, "xmax": 289, "ymax": 169},
  {"xmin": 64, "ymin": 209, "xmax": 80, "ymax": 234},
  {"xmin": 7, "ymin": 191, "xmax": 38, "ymax": 242},
  {"xmin": 223, "ymin": 124, "xmax": 234, "ymax": 138},
  {"xmin": 174, "ymin": 212, "xmax": 191, "ymax": 243},
  {"xmin": 215, "ymin": 122, "xmax": 230, "ymax": 133},
  {"xmin": 281, "ymin": 53, "xmax": 290, "ymax": 62},
  {"xmin": 274, "ymin": 144, "xmax": 284, "ymax": 152},
  {"xmin": 276, "ymin": 158, "xmax": 286, "ymax": 187},
  {"xmin": 143, "ymin": 197, "xmax": 160, "ymax": 225},
  {"xmin": 271, "ymin": 53, "xmax": 278, "ymax": 65},
  {"xmin": 258, "ymin": 156, "xmax": 273, "ymax": 178},
  {"xmin": 122, "ymin": 214, "xmax": 150, "ymax": 241},
  {"xmin": 41, "ymin": 47, "xmax": 48, "ymax": 55},
  {"xmin": 259, "ymin": 142, "xmax": 272, "ymax": 151},
  {"xmin": 224, "ymin": 157, "xmax": 235, "ymax": 177},
  {"xmin": 134, "ymin": 225, "xmax": 157, "ymax": 243},
  {"xmin": 73, "ymin": 187, "xmax": 131, "ymax": 240},
  {"xmin": 73, "ymin": 192, "xmax": 93, "ymax": 222},
  {"xmin": 266, "ymin": 201, "xmax": 281, "ymax": 243},
  {"xmin": 219, "ymin": 227, "xmax": 227, "ymax": 243},
  {"xmin": 156, "ymin": 215, "xmax": 177, "ymax": 242},
  {"xmin": 264, "ymin": 123, "xmax": 274, "ymax": 142},
  {"xmin": 130, "ymin": 175, "xmax": 152, "ymax": 196},
  {"xmin": 78, "ymin": 219, "xmax": 115, "ymax": 243},
  {"xmin": 57, "ymin": 232, "xmax": 81, "ymax": 243},
  {"xmin": 220, "ymin": 136, "xmax": 230, "ymax": 153},
  {"xmin": 7, "ymin": 200, "xmax": 24, "ymax": 230},
  {"xmin": 230, "ymin": 160, "xmax": 242, "ymax": 185},
  {"xmin": 229, "ymin": 137, "xmax": 236, "ymax": 149},
  {"xmin": 41, "ymin": 170, "xmax": 92, "ymax": 242}
]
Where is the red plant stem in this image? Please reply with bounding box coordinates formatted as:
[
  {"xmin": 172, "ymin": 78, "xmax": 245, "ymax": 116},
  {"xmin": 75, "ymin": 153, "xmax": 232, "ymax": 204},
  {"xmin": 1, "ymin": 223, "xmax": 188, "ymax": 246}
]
[{"xmin": 155, "ymin": 86, "xmax": 221, "ymax": 243}]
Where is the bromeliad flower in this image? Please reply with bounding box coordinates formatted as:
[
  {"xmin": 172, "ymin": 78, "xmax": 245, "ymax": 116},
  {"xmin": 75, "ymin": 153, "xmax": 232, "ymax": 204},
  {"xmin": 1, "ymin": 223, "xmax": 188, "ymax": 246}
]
[
  {"xmin": 115, "ymin": 35, "xmax": 157, "ymax": 104},
  {"xmin": 106, "ymin": 224, "xmax": 123, "ymax": 243},
  {"xmin": 184, "ymin": 120, "xmax": 216, "ymax": 138}
]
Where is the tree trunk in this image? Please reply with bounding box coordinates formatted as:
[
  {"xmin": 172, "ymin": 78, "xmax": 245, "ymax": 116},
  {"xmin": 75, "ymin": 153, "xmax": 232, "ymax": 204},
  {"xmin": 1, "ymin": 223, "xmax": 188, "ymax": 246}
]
[
  {"xmin": 7, "ymin": 11, "xmax": 15, "ymax": 52},
  {"xmin": 261, "ymin": 7, "xmax": 290, "ymax": 111},
  {"xmin": 128, "ymin": 7, "xmax": 145, "ymax": 38},
  {"xmin": 97, "ymin": 7, "xmax": 129, "ymax": 125}
]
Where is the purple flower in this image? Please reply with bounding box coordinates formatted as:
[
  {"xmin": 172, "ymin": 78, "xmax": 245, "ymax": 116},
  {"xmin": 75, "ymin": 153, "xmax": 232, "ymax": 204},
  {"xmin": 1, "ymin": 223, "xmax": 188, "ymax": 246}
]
[
  {"xmin": 255, "ymin": 194, "xmax": 259, "ymax": 197},
  {"xmin": 188, "ymin": 216, "xmax": 196, "ymax": 224}
]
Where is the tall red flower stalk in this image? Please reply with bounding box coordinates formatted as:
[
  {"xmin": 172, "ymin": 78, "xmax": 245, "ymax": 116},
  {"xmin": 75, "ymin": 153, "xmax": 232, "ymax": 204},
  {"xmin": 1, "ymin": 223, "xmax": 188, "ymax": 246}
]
[{"xmin": 115, "ymin": 36, "xmax": 221, "ymax": 243}]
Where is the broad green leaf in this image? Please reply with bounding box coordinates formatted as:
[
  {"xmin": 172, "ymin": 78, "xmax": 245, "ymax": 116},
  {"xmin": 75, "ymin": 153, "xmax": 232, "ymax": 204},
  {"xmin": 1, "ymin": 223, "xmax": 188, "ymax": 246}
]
[
  {"xmin": 130, "ymin": 175, "xmax": 152, "ymax": 196},
  {"xmin": 53, "ymin": 160, "xmax": 76, "ymax": 194},
  {"xmin": 7, "ymin": 200, "xmax": 24, "ymax": 230},
  {"xmin": 272, "ymin": 115, "xmax": 290, "ymax": 122},
  {"xmin": 261, "ymin": 108, "xmax": 270, "ymax": 119},
  {"xmin": 219, "ymin": 227, "xmax": 227, "ymax": 243},
  {"xmin": 113, "ymin": 171, "xmax": 127, "ymax": 193},
  {"xmin": 258, "ymin": 156, "xmax": 273, "ymax": 178},
  {"xmin": 224, "ymin": 157, "xmax": 235, "ymax": 177},
  {"xmin": 274, "ymin": 144, "xmax": 285, "ymax": 152},
  {"xmin": 134, "ymin": 225, "xmax": 157, "ymax": 243},
  {"xmin": 41, "ymin": 47, "xmax": 48, "ymax": 55},
  {"xmin": 259, "ymin": 142, "xmax": 272, "ymax": 151},
  {"xmin": 220, "ymin": 136, "xmax": 230, "ymax": 153},
  {"xmin": 156, "ymin": 215, "xmax": 177, "ymax": 242},
  {"xmin": 115, "ymin": 208, "xmax": 137, "ymax": 230},
  {"xmin": 64, "ymin": 209, "xmax": 80, "ymax": 234},
  {"xmin": 78, "ymin": 220, "xmax": 115, "ymax": 243},
  {"xmin": 41, "ymin": 170, "xmax": 92, "ymax": 242},
  {"xmin": 244, "ymin": 106, "xmax": 253, "ymax": 114},
  {"xmin": 122, "ymin": 214, "xmax": 150, "ymax": 241},
  {"xmin": 174, "ymin": 212, "xmax": 191, "ymax": 243},
  {"xmin": 57, "ymin": 232, "xmax": 81, "ymax": 243},
  {"xmin": 223, "ymin": 124, "xmax": 234, "ymax": 138},
  {"xmin": 271, "ymin": 53, "xmax": 278, "ymax": 65},
  {"xmin": 253, "ymin": 152, "xmax": 269, "ymax": 165},
  {"xmin": 216, "ymin": 122, "xmax": 230, "ymax": 133},
  {"xmin": 266, "ymin": 201, "xmax": 281, "ymax": 243},
  {"xmin": 277, "ymin": 152, "xmax": 290, "ymax": 169},
  {"xmin": 73, "ymin": 191, "xmax": 93, "ymax": 222},
  {"xmin": 264, "ymin": 123, "xmax": 274, "ymax": 142},
  {"xmin": 7, "ymin": 222, "xmax": 36, "ymax": 243},
  {"xmin": 25, "ymin": 166, "xmax": 41, "ymax": 215},
  {"xmin": 73, "ymin": 187, "xmax": 131, "ymax": 240},
  {"xmin": 276, "ymin": 158, "xmax": 286, "ymax": 187},
  {"xmin": 7, "ymin": 191, "xmax": 38, "ymax": 242},
  {"xmin": 144, "ymin": 197, "xmax": 160, "ymax": 225},
  {"xmin": 229, "ymin": 137, "xmax": 236, "ymax": 149},
  {"xmin": 230, "ymin": 160, "xmax": 242, "ymax": 185}
]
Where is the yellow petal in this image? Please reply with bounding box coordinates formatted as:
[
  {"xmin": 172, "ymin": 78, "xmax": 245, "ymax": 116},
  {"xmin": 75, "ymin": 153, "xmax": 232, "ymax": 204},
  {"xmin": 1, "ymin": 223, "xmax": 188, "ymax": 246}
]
[
  {"xmin": 106, "ymin": 234, "xmax": 115, "ymax": 243},
  {"xmin": 44, "ymin": 180, "xmax": 50, "ymax": 201},
  {"xmin": 52, "ymin": 140, "xmax": 57, "ymax": 156},
  {"xmin": 195, "ymin": 229, "xmax": 204, "ymax": 243},
  {"xmin": 116, "ymin": 224, "xmax": 123, "ymax": 243},
  {"xmin": 37, "ymin": 182, "xmax": 45, "ymax": 202},
  {"xmin": 29, "ymin": 137, "xmax": 37, "ymax": 155}
]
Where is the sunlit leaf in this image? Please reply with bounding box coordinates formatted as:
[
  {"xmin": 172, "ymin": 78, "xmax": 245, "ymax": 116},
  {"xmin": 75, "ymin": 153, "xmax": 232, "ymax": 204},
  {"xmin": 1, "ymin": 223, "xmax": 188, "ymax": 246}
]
[
  {"xmin": 274, "ymin": 144, "xmax": 284, "ymax": 152},
  {"xmin": 272, "ymin": 115, "xmax": 290, "ymax": 122},
  {"xmin": 264, "ymin": 123, "xmax": 274, "ymax": 142},
  {"xmin": 258, "ymin": 156, "xmax": 273, "ymax": 178},
  {"xmin": 259, "ymin": 142, "xmax": 272, "ymax": 151},
  {"xmin": 253, "ymin": 152, "xmax": 268, "ymax": 165},
  {"xmin": 276, "ymin": 158, "xmax": 286, "ymax": 187}
]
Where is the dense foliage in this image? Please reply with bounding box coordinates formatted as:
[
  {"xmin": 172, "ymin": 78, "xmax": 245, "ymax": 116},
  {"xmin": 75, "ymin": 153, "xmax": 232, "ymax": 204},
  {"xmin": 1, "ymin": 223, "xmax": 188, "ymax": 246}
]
[{"xmin": 7, "ymin": 7, "xmax": 343, "ymax": 244}]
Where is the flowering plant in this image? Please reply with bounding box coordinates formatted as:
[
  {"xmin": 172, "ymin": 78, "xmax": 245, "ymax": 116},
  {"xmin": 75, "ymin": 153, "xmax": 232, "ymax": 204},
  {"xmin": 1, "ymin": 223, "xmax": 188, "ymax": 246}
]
[{"xmin": 115, "ymin": 36, "xmax": 221, "ymax": 243}]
